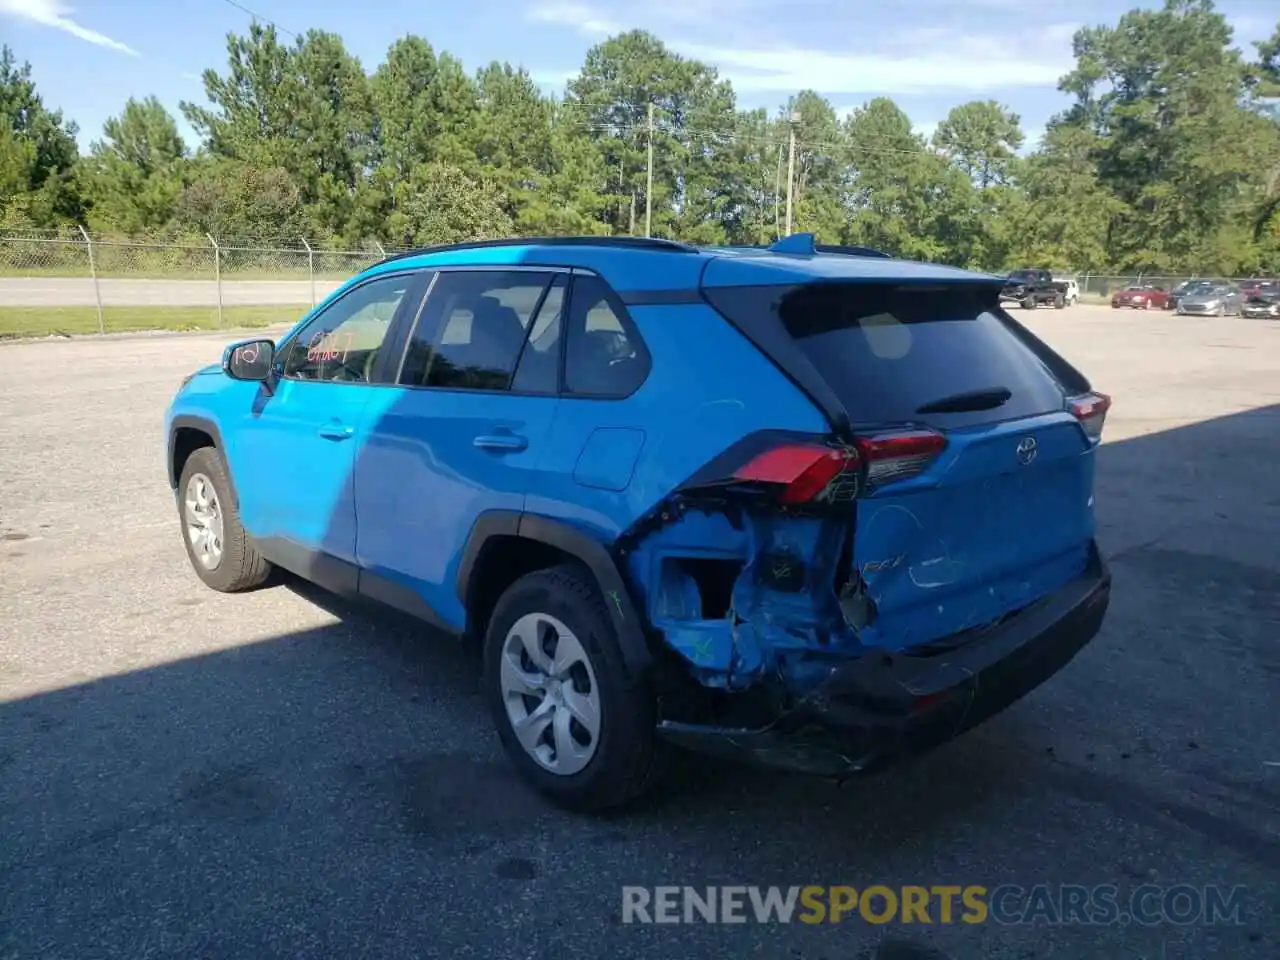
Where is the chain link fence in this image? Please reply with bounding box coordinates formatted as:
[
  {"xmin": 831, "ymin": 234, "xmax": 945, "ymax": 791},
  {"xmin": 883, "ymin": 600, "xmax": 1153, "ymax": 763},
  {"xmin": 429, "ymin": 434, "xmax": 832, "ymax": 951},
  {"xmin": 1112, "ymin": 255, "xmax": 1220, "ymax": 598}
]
[
  {"xmin": 0, "ymin": 229, "xmax": 412, "ymax": 336},
  {"xmin": 1075, "ymin": 274, "xmax": 1278, "ymax": 302},
  {"xmin": 4, "ymin": 228, "xmax": 1278, "ymax": 337}
]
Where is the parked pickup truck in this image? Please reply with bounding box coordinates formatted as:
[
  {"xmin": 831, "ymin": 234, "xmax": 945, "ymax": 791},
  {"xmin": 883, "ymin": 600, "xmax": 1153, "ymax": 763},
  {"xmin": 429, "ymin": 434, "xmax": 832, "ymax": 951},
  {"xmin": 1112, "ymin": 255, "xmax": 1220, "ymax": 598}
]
[{"xmin": 1000, "ymin": 269, "xmax": 1069, "ymax": 310}]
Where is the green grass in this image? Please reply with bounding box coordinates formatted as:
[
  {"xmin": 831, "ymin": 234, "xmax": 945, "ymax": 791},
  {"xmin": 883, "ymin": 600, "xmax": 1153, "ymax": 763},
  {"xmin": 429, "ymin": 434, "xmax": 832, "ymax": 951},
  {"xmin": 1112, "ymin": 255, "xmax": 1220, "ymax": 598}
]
[
  {"xmin": 0, "ymin": 265, "xmax": 357, "ymax": 280},
  {"xmin": 0, "ymin": 304, "xmax": 307, "ymax": 339}
]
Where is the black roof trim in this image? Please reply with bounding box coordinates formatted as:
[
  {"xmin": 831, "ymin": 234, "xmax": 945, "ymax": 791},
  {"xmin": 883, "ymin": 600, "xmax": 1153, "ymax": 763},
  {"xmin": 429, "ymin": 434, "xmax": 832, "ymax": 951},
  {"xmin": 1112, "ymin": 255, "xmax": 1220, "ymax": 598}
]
[
  {"xmin": 814, "ymin": 243, "xmax": 894, "ymax": 259},
  {"xmin": 374, "ymin": 235, "xmax": 699, "ymax": 266}
]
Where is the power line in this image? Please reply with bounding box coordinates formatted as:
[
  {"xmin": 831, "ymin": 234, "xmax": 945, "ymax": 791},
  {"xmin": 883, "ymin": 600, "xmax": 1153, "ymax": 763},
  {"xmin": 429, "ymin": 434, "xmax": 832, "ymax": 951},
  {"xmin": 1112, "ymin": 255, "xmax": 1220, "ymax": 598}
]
[{"xmin": 218, "ymin": 0, "xmax": 297, "ymax": 39}]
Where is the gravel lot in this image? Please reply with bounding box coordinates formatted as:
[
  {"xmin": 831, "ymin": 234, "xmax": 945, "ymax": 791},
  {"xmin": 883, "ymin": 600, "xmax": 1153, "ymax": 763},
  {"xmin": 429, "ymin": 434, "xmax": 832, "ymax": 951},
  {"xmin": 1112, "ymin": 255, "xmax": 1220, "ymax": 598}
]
[{"xmin": 1, "ymin": 304, "xmax": 1278, "ymax": 959}]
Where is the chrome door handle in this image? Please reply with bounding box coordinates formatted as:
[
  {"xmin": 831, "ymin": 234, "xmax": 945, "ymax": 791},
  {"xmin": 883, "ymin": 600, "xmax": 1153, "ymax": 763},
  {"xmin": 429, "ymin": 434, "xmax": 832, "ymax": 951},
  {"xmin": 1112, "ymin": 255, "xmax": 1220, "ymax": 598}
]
[
  {"xmin": 473, "ymin": 434, "xmax": 528, "ymax": 452},
  {"xmin": 318, "ymin": 421, "xmax": 354, "ymax": 441}
]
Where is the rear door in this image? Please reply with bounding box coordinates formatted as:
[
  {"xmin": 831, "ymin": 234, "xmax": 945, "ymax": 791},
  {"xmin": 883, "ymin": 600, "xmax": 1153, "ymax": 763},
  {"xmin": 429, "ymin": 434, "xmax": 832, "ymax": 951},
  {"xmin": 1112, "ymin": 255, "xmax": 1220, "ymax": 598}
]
[
  {"xmin": 352, "ymin": 268, "xmax": 566, "ymax": 629},
  {"xmin": 703, "ymin": 275, "xmax": 1100, "ymax": 651}
]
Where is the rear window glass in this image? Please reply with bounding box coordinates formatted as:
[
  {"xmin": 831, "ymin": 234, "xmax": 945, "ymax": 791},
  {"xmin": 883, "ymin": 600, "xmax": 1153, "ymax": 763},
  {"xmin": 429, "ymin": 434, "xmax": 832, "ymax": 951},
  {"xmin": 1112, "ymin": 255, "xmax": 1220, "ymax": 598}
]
[{"xmin": 708, "ymin": 282, "xmax": 1069, "ymax": 429}]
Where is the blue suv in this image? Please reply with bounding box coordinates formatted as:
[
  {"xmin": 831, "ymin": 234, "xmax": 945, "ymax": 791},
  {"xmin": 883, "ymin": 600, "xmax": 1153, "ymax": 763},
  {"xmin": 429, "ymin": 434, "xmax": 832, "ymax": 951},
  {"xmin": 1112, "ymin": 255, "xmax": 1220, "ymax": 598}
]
[{"xmin": 165, "ymin": 233, "xmax": 1112, "ymax": 811}]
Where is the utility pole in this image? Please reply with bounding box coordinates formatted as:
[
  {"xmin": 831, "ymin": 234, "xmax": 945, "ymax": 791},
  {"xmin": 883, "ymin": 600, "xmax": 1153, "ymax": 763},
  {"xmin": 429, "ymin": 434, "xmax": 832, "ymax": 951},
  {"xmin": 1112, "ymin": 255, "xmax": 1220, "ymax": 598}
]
[
  {"xmin": 645, "ymin": 102, "xmax": 654, "ymax": 238},
  {"xmin": 784, "ymin": 110, "xmax": 800, "ymax": 235},
  {"xmin": 773, "ymin": 143, "xmax": 783, "ymax": 240}
]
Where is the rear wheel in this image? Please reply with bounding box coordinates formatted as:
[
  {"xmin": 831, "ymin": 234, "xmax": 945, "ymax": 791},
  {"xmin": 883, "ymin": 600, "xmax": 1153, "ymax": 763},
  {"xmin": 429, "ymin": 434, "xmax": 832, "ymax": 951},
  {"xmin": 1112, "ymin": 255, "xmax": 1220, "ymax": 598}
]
[
  {"xmin": 484, "ymin": 564, "xmax": 664, "ymax": 812},
  {"xmin": 176, "ymin": 446, "xmax": 272, "ymax": 592},
  {"xmin": 1053, "ymin": 293, "xmax": 1065, "ymax": 310}
]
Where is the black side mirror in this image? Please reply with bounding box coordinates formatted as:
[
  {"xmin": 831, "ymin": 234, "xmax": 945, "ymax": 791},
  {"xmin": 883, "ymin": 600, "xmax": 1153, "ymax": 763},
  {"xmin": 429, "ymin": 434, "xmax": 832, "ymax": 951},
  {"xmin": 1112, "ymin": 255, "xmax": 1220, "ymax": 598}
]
[{"xmin": 223, "ymin": 338, "xmax": 275, "ymax": 381}]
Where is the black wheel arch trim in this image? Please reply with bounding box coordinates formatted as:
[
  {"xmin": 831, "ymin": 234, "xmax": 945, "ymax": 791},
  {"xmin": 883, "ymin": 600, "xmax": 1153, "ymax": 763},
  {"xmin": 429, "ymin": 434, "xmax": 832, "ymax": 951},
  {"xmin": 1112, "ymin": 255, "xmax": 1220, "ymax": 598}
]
[
  {"xmin": 457, "ymin": 510, "xmax": 654, "ymax": 680},
  {"xmin": 168, "ymin": 414, "xmax": 239, "ymax": 506}
]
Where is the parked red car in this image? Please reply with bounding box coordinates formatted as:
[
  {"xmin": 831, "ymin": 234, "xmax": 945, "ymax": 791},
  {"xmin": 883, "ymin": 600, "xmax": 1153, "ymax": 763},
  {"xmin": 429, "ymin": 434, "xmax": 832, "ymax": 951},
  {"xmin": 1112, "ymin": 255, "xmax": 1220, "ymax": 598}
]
[
  {"xmin": 1239, "ymin": 279, "xmax": 1274, "ymax": 298},
  {"xmin": 1111, "ymin": 284, "xmax": 1170, "ymax": 309}
]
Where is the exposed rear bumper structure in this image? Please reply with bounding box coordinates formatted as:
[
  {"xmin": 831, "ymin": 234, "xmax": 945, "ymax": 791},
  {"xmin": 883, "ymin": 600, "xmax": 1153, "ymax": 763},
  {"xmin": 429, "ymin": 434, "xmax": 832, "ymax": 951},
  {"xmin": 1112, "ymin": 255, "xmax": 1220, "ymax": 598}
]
[{"xmin": 657, "ymin": 542, "xmax": 1111, "ymax": 776}]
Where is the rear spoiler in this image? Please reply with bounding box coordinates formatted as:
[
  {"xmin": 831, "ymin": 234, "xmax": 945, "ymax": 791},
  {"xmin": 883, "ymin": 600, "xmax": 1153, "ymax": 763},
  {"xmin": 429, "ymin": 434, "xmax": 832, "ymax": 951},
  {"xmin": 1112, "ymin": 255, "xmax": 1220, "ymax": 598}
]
[{"xmin": 769, "ymin": 233, "xmax": 892, "ymax": 259}]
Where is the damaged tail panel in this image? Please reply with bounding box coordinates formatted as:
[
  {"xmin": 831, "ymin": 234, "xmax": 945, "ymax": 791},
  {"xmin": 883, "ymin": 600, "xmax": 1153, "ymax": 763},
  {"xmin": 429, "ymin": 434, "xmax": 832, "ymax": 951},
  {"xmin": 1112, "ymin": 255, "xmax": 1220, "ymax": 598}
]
[{"xmin": 632, "ymin": 271, "xmax": 1110, "ymax": 707}]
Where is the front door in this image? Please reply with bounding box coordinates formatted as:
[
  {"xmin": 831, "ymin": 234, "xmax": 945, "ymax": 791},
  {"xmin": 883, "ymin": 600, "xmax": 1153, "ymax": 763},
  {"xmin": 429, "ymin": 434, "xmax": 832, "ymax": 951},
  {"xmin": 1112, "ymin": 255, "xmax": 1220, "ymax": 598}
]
[
  {"xmin": 224, "ymin": 271, "xmax": 425, "ymax": 587},
  {"xmin": 353, "ymin": 269, "xmax": 567, "ymax": 630}
]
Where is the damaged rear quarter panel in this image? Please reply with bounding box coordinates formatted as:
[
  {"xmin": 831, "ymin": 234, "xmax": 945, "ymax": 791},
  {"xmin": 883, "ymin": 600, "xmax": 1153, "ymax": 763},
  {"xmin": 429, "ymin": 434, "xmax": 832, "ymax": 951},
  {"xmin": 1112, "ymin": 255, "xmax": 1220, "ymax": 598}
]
[{"xmin": 520, "ymin": 301, "xmax": 834, "ymax": 684}]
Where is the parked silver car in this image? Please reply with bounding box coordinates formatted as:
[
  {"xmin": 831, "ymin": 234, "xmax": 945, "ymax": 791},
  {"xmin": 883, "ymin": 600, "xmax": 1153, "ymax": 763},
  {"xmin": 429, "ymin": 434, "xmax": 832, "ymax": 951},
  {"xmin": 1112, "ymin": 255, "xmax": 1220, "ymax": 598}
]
[
  {"xmin": 1176, "ymin": 283, "xmax": 1241, "ymax": 316},
  {"xmin": 1241, "ymin": 285, "xmax": 1279, "ymax": 319}
]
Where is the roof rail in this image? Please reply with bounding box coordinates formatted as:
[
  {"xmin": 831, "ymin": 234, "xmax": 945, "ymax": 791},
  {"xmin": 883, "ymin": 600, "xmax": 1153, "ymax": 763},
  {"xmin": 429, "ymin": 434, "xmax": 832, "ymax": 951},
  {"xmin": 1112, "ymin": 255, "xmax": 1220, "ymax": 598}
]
[
  {"xmin": 815, "ymin": 243, "xmax": 894, "ymax": 260},
  {"xmin": 766, "ymin": 233, "xmax": 894, "ymax": 259},
  {"xmin": 374, "ymin": 235, "xmax": 699, "ymax": 266}
]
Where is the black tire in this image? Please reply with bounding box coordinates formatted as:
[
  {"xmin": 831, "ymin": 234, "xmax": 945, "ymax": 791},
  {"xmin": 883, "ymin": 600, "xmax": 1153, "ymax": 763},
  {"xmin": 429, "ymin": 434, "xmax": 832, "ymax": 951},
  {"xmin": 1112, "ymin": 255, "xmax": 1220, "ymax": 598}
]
[
  {"xmin": 1021, "ymin": 296, "xmax": 1036, "ymax": 310},
  {"xmin": 176, "ymin": 446, "xmax": 272, "ymax": 592},
  {"xmin": 483, "ymin": 564, "xmax": 664, "ymax": 812},
  {"xmin": 1054, "ymin": 293, "xmax": 1065, "ymax": 310}
]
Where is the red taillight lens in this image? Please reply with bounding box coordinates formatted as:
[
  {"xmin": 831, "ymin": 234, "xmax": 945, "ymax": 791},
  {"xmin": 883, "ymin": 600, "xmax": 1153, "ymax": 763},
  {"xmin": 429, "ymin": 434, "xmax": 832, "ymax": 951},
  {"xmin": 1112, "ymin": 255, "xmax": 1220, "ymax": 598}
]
[
  {"xmin": 725, "ymin": 430, "xmax": 947, "ymax": 504},
  {"xmin": 1069, "ymin": 391, "xmax": 1111, "ymax": 442},
  {"xmin": 854, "ymin": 429, "xmax": 947, "ymax": 489},
  {"xmin": 733, "ymin": 444, "xmax": 854, "ymax": 504}
]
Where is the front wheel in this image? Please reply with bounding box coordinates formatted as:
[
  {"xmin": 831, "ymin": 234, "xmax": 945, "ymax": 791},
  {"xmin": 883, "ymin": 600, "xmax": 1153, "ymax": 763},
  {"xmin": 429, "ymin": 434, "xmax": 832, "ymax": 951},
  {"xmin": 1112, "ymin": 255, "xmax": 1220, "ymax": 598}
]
[
  {"xmin": 176, "ymin": 446, "xmax": 272, "ymax": 592},
  {"xmin": 484, "ymin": 564, "xmax": 665, "ymax": 812},
  {"xmin": 1021, "ymin": 297, "xmax": 1036, "ymax": 310},
  {"xmin": 1054, "ymin": 293, "xmax": 1065, "ymax": 310}
]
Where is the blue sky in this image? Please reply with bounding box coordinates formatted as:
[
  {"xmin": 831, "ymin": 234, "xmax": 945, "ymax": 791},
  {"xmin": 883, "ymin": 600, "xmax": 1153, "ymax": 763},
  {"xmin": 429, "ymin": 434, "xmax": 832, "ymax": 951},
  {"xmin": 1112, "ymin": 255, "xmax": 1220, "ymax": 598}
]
[{"xmin": 1, "ymin": 0, "xmax": 1275, "ymax": 153}]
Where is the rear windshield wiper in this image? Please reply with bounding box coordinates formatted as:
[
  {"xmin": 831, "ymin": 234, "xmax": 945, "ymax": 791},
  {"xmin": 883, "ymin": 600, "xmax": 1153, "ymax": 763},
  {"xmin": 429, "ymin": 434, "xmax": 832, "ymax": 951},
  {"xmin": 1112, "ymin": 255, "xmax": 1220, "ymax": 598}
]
[{"xmin": 914, "ymin": 386, "xmax": 1012, "ymax": 414}]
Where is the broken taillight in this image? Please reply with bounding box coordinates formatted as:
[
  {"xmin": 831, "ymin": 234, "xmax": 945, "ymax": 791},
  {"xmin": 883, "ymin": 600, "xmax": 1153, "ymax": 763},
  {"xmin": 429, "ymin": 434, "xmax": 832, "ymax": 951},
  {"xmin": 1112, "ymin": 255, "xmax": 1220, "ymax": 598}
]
[
  {"xmin": 730, "ymin": 429, "xmax": 947, "ymax": 504},
  {"xmin": 1068, "ymin": 392, "xmax": 1111, "ymax": 443},
  {"xmin": 732, "ymin": 444, "xmax": 855, "ymax": 504},
  {"xmin": 854, "ymin": 430, "xmax": 948, "ymax": 490}
]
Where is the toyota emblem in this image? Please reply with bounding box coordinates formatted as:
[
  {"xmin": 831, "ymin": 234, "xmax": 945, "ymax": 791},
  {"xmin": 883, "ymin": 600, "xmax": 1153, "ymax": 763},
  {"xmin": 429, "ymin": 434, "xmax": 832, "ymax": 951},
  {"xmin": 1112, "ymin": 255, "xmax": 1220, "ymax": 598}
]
[{"xmin": 1016, "ymin": 436, "xmax": 1038, "ymax": 465}]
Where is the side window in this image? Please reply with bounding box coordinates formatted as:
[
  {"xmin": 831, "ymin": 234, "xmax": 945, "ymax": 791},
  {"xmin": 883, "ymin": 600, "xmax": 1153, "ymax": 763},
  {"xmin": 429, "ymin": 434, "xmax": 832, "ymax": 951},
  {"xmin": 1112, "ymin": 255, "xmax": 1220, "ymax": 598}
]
[
  {"xmin": 563, "ymin": 274, "xmax": 650, "ymax": 398},
  {"xmin": 511, "ymin": 276, "xmax": 567, "ymax": 394},
  {"xmin": 399, "ymin": 271, "xmax": 555, "ymax": 391},
  {"xmin": 282, "ymin": 274, "xmax": 414, "ymax": 383}
]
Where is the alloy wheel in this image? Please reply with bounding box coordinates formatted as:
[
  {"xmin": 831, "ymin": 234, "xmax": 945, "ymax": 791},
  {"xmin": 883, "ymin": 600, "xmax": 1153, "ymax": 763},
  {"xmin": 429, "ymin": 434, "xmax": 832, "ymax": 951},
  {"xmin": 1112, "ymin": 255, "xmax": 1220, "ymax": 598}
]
[{"xmin": 184, "ymin": 472, "xmax": 225, "ymax": 570}]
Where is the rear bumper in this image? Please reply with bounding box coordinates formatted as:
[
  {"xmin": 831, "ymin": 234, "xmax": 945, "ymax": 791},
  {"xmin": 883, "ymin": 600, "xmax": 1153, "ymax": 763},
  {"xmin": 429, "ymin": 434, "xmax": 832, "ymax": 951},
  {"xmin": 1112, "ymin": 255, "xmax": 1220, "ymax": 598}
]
[{"xmin": 657, "ymin": 542, "xmax": 1111, "ymax": 776}]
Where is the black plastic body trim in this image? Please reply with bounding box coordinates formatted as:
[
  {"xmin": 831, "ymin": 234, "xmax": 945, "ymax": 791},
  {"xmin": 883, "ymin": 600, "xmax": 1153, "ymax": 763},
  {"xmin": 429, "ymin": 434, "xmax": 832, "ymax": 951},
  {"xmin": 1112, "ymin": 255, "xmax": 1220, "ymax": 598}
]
[
  {"xmin": 616, "ymin": 288, "xmax": 704, "ymax": 306},
  {"xmin": 254, "ymin": 536, "xmax": 460, "ymax": 635},
  {"xmin": 167, "ymin": 414, "xmax": 236, "ymax": 501},
  {"xmin": 457, "ymin": 510, "xmax": 654, "ymax": 680},
  {"xmin": 814, "ymin": 244, "xmax": 893, "ymax": 259}
]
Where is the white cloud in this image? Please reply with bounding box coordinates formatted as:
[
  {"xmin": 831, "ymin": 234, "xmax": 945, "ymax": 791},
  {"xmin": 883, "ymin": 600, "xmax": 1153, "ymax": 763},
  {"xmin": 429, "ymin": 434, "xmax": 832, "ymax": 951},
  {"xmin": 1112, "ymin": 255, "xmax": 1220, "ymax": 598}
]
[
  {"xmin": 528, "ymin": 1, "xmax": 621, "ymax": 36},
  {"xmin": 528, "ymin": 1, "xmax": 1077, "ymax": 96},
  {"xmin": 673, "ymin": 37, "xmax": 1073, "ymax": 96},
  {"xmin": 0, "ymin": 0, "xmax": 139, "ymax": 55}
]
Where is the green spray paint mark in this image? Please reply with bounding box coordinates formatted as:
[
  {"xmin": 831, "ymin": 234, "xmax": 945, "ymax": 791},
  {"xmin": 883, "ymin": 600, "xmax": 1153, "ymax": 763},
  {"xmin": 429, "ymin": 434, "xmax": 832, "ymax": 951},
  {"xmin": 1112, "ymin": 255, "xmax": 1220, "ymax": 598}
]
[
  {"xmin": 607, "ymin": 590, "xmax": 625, "ymax": 619},
  {"xmin": 691, "ymin": 635, "xmax": 714, "ymax": 663}
]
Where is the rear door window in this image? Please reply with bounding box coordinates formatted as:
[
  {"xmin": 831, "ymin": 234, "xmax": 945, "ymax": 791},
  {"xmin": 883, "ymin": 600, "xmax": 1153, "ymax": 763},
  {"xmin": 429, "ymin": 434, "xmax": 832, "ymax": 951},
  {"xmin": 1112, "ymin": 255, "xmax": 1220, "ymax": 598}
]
[
  {"xmin": 705, "ymin": 282, "xmax": 1069, "ymax": 430},
  {"xmin": 398, "ymin": 270, "xmax": 557, "ymax": 391}
]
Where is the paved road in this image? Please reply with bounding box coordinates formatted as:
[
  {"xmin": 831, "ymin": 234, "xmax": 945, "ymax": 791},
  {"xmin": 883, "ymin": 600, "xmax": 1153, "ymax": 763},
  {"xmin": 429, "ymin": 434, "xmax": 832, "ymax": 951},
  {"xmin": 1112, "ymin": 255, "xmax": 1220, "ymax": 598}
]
[
  {"xmin": 1, "ymin": 310, "xmax": 1278, "ymax": 959},
  {"xmin": 0, "ymin": 277, "xmax": 342, "ymax": 307}
]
